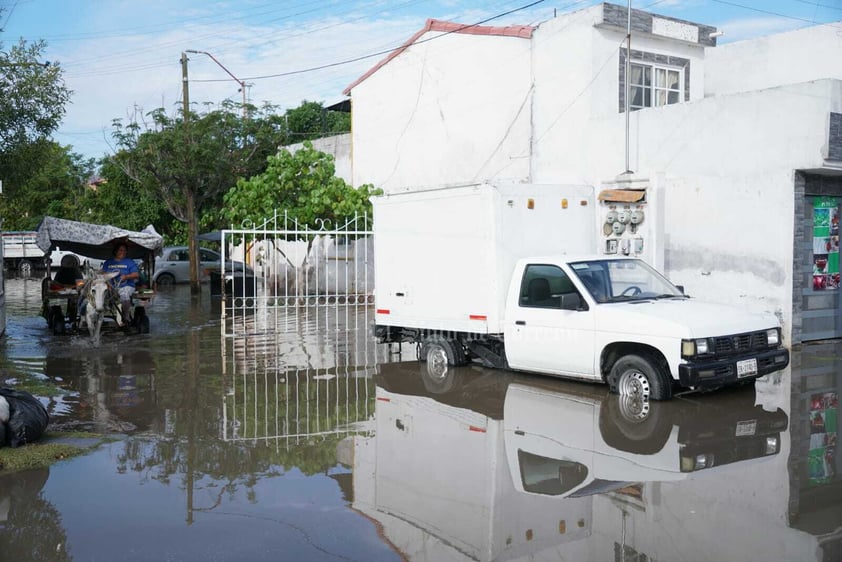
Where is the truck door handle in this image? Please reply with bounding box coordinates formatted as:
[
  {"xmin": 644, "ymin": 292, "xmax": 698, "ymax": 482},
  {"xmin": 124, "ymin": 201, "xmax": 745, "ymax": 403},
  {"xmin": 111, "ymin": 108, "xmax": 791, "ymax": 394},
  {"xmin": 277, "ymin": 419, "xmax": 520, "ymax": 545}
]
[{"xmin": 515, "ymin": 320, "xmax": 526, "ymax": 326}]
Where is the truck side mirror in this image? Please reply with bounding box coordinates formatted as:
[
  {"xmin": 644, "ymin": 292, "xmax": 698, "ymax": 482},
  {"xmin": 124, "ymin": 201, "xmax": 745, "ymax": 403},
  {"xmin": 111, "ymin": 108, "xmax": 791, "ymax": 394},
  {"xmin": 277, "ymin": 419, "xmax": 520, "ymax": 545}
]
[{"xmin": 560, "ymin": 293, "xmax": 586, "ymax": 311}]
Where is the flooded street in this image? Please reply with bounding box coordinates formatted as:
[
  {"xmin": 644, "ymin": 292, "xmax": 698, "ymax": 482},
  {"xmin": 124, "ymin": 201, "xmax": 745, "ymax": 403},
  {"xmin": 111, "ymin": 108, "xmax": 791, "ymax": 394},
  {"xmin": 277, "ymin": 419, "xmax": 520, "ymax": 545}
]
[{"xmin": 0, "ymin": 276, "xmax": 840, "ymax": 561}]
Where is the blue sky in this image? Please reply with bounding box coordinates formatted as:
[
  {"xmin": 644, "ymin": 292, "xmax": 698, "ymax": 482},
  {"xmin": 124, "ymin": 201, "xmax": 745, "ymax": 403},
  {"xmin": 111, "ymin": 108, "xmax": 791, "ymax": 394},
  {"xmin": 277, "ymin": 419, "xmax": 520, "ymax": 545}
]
[{"xmin": 1, "ymin": 0, "xmax": 840, "ymax": 160}]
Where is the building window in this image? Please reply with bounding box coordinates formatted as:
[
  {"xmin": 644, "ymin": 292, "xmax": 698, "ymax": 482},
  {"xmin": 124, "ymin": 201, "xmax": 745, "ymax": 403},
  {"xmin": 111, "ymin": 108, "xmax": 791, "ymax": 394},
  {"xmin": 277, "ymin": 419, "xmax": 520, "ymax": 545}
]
[
  {"xmin": 619, "ymin": 49, "xmax": 690, "ymax": 113},
  {"xmin": 629, "ymin": 63, "xmax": 682, "ymax": 110}
]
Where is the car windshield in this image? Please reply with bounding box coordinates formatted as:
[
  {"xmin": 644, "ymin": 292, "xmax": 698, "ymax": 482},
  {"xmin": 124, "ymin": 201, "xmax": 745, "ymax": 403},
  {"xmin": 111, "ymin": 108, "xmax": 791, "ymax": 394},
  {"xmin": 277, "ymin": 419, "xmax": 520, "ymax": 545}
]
[{"xmin": 569, "ymin": 259, "xmax": 685, "ymax": 304}]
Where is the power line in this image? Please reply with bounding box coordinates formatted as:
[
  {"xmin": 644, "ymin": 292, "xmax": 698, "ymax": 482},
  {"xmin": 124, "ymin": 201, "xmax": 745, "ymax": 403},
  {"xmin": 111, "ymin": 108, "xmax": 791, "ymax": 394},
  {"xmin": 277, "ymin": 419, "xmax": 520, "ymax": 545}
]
[
  {"xmin": 60, "ymin": 0, "xmax": 430, "ymax": 79},
  {"xmin": 236, "ymin": 0, "xmax": 546, "ymax": 82},
  {"xmin": 789, "ymin": 0, "xmax": 842, "ymax": 12},
  {"xmin": 0, "ymin": 0, "xmax": 20, "ymax": 32},
  {"xmin": 710, "ymin": 0, "xmax": 842, "ymax": 28}
]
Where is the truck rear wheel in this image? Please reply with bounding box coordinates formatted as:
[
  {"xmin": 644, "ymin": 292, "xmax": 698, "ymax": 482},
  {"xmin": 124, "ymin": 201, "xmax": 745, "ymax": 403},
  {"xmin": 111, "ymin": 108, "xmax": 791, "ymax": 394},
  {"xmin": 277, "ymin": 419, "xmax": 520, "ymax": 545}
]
[
  {"xmin": 609, "ymin": 354, "xmax": 672, "ymax": 401},
  {"xmin": 18, "ymin": 260, "xmax": 32, "ymax": 277},
  {"xmin": 419, "ymin": 335, "xmax": 466, "ymax": 384}
]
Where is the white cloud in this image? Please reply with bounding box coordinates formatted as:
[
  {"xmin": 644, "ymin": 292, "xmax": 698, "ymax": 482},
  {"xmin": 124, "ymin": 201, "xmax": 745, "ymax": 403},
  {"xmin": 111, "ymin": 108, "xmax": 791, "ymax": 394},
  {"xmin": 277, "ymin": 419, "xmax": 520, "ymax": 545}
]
[{"xmin": 52, "ymin": 13, "xmax": 436, "ymax": 159}]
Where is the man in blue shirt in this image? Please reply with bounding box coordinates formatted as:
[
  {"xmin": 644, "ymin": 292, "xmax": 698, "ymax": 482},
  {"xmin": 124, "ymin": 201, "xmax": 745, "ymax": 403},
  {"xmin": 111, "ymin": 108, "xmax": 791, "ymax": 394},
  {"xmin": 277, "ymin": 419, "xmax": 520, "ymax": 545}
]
[{"xmin": 102, "ymin": 242, "xmax": 139, "ymax": 325}]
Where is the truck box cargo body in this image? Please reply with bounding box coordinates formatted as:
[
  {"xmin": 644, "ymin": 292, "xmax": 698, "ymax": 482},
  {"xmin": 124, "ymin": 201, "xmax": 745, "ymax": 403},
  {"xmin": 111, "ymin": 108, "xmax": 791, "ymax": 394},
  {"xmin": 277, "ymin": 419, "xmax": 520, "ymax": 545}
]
[
  {"xmin": 374, "ymin": 182, "xmax": 790, "ymax": 400},
  {"xmin": 375, "ymin": 183, "xmax": 595, "ymax": 334},
  {"xmin": 2, "ymin": 231, "xmax": 45, "ymax": 272}
]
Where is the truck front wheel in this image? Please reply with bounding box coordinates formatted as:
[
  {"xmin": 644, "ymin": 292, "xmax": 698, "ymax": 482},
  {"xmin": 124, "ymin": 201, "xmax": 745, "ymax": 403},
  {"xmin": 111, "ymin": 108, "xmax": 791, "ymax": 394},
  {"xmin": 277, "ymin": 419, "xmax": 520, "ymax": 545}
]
[{"xmin": 609, "ymin": 354, "xmax": 672, "ymax": 401}]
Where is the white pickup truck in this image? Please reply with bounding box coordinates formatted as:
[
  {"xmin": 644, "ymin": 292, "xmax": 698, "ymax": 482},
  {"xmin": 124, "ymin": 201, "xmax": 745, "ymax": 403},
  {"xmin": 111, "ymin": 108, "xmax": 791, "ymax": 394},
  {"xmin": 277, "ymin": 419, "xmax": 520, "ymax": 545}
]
[{"xmin": 373, "ymin": 183, "xmax": 790, "ymax": 400}]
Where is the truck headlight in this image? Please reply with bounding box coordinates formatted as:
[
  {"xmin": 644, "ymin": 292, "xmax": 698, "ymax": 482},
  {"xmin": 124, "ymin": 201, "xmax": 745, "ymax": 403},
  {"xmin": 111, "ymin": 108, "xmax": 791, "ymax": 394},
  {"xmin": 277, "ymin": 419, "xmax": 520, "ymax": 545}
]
[
  {"xmin": 680, "ymin": 453, "xmax": 715, "ymax": 471},
  {"xmin": 766, "ymin": 328, "xmax": 780, "ymax": 346},
  {"xmin": 682, "ymin": 338, "xmax": 712, "ymax": 358}
]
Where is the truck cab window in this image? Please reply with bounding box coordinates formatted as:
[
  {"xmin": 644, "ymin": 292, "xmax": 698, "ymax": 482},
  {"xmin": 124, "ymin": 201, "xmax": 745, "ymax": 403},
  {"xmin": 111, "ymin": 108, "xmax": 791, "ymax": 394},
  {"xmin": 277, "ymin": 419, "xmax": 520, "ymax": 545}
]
[{"xmin": 519, "ymin": 264, "xmax": 577, "ymax": 309}]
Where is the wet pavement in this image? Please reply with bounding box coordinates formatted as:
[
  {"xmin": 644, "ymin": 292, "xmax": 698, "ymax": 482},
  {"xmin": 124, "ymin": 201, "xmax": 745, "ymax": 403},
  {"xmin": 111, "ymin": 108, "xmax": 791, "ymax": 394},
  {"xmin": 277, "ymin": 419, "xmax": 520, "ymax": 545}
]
[{"xmin": 0, "ymin": 276, "xmax": 840, "ymax": 561}]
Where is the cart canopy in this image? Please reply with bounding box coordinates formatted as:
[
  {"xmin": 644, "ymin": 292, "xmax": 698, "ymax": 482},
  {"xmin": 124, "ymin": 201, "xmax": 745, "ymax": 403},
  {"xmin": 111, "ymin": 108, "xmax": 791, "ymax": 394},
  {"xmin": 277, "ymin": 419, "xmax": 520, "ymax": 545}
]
[{"xmin": 35, "ymin": 217, "xmax": 164, "ymax": 260}]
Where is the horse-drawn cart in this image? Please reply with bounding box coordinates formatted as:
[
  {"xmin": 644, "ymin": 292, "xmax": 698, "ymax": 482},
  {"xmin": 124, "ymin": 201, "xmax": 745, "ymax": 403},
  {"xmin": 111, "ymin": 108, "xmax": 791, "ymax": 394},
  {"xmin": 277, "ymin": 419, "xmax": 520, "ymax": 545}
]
[{"xmin": 35, "ymin": 217, "xmax": 163, "ymax": 338}]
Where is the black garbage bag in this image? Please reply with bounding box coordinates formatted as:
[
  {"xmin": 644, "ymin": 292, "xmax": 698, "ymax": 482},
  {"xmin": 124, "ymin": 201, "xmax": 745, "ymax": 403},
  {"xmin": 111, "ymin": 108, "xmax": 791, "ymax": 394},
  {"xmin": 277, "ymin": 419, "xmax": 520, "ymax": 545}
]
[{"xmin": 0, "ymin": 388, "xmax": 49, "ymax": 448}]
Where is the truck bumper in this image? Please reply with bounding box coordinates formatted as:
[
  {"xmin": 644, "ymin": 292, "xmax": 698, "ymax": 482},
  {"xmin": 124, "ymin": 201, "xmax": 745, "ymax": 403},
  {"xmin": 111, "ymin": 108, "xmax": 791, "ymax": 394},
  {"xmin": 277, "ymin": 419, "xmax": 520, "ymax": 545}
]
[{"xmin": 679, "ymin": 348, "xmax": 790, "ymax": 389}]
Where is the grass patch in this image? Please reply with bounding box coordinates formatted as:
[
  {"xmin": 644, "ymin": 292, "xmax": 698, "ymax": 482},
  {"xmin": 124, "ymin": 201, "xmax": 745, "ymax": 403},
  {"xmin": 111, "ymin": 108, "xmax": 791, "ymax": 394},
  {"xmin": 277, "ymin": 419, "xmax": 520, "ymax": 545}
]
[
  {"xmin": 0, "ymin": 373, "xmax": 64, "ymax": 397},
  {"xmin": 0, "ymin": 431, "xmax": 108, "ymax": 473}
]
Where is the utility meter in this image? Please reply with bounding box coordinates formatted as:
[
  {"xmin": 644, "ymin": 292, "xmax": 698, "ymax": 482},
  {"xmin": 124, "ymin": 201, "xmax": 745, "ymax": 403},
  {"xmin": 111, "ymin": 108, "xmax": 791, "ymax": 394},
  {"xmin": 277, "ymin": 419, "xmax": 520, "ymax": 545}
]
[
  {"xmin": 617, "ymin": 209, "xmax": 631, "ymax": 224},
  {"xmin": 612, "ymin": 221, "xmax": 626, "ymax": 235},
  {"xmin": 605, "ymin": 210, "xmax": 618, "ymax": 224},
  {"xmin": 630, "ymin": 209, "xmax": 645, "ymax": 225}
]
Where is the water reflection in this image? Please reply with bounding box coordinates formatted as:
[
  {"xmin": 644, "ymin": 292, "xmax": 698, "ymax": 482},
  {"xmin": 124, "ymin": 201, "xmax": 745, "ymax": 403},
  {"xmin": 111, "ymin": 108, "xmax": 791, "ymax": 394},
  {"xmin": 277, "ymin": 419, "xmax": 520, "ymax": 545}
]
[
  {"xmin": 1, "ymin": 277, "xmax": 842, "ymax": 561},
  {"xmin": 0, "ymin": 279, "xmax": 398, "ymax": 561},
  {"xmin": 788, "ymin": 339, "xmax": 842, "ymax": 557},
  {"xmin": 352, "ymin": 362, "xmax": 802, "ymax": 561},
  {"xmin": 0, "ymin": 468, "xmax": 69, "ymax": 561}
]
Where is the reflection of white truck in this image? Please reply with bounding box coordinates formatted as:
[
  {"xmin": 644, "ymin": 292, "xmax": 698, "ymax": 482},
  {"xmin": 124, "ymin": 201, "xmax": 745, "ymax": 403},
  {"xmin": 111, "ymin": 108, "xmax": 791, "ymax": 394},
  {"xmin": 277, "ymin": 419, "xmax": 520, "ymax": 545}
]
[
  {"xmin": 373, "ymin": 183, "xmax": 790, "ymax": 400},
  {"xmin": 360, "ymin": 363, "xmax": 788, "ymax": 561}
]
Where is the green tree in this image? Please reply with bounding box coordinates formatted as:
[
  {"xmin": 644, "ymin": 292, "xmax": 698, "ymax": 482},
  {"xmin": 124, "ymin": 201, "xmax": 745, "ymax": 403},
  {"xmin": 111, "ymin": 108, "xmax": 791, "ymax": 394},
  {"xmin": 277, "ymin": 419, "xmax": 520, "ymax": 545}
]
[
  {"xmin": 222, "ymin": 141, "xmax": 379, "ymax": 229},
  {"xmin": 0, "ymin": 39, "xmax": 70, "ymax": 153},
  {"xmin": 110, "ymin": 101, "xmax": 286, "ymax": 292},
  {"xmin": 0, "ymin": 140, "xmax": 93, "ymax": 230},
  {"xmin": 283, "ymin": 100, "xmax": 350, "ymax": 145},
  {"xmin": 75, "ymin": 153, "xmax": 173, "ymax": 235},
  {"xmin": 0, "ymin": 38, "xmax": 74, "ymax": 228}
]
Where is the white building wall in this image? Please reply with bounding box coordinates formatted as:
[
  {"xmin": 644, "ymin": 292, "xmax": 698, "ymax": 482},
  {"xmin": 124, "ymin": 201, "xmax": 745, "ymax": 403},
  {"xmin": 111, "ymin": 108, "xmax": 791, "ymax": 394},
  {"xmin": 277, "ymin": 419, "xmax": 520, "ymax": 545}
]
[
  {"xmin": 705, "ymin": 22, "xmax": 842, "ymax": 97},
  {"xmin": 351, "ymin": 31, "xmax": 533, "ymax": 192},
  {"xmin": 532, "ymin": 5, "xmax": 708, "ymax": 184},
  {"xmin": 286, "ymin": 133, "xmax": 352, "ymax": 184},
  {"xmin": 535, "ymin": 79, "xmax": 837, "ymax": 336}
]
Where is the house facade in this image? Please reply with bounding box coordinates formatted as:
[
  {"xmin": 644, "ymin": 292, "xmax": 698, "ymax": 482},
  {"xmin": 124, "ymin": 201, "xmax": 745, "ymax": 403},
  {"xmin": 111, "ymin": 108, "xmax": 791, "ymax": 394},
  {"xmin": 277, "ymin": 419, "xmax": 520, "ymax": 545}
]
[{"xmin": 344, "ymin": 3, "xmax": 842, "ymax": 346}]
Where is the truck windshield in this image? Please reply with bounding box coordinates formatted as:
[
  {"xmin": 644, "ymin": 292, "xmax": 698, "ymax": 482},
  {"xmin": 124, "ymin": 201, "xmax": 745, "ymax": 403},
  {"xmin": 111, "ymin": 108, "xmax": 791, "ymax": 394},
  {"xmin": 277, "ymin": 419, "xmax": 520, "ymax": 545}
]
[{"xmin": 569, "ymin": 259, "xmax": 685, "ymax": 303}]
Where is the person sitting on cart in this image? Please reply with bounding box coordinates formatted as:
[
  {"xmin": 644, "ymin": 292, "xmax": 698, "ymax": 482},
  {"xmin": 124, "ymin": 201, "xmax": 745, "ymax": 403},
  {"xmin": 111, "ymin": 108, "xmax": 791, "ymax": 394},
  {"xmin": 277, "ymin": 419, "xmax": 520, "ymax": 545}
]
[
  {"xmin": 102, "ymin": 242, "xmax": 139, "ymax": 324},
  {"xmin": 51, "ymin": 254, "xmax": 85, "ymax": 323},
  {"xmin": 54, "ymin": 254, "xmax": 84, "ymax": 287}
]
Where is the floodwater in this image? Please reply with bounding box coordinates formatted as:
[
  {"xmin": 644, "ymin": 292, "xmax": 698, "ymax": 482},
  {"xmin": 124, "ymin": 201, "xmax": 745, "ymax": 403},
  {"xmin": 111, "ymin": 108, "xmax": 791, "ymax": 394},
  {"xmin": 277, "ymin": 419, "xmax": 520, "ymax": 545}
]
[{"xmin": 0, "ymin": 276, "xmax": 840, "ymax": 562}]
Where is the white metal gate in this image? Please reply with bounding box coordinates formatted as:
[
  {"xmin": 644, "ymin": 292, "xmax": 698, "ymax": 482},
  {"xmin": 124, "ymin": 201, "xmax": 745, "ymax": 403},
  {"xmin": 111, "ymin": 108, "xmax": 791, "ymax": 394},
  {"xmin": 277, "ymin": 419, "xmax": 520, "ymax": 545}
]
[
  {"xmin": 218, "ymin": 211, "xmax": 374, "ymax": 337},
  {"xmin": 218, "ymin": 212, "xmax": 380, "ymax": 445}
]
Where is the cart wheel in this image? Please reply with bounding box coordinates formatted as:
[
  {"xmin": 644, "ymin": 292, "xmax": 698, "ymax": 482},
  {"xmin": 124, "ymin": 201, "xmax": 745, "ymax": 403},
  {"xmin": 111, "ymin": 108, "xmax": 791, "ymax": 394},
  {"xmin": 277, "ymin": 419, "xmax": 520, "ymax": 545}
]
[
  {"xmin": 133, "ymin": 306, "xmax": 149, "ymax": 334},
  {"xmin": 48, "ymin": 305, "xmax": 65, "ymax": 334},
  {"xmin": 48, "ymin": 305, "xmax": 63, "ymax": 329}
]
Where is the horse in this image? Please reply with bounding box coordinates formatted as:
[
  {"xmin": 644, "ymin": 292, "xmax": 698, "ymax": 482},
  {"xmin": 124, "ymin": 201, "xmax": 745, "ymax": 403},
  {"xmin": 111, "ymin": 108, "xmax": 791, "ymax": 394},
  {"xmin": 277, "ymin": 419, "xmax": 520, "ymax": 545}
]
[{"xmin": 79, "ymin": 271, "xmax": 123, "ymax": 343}]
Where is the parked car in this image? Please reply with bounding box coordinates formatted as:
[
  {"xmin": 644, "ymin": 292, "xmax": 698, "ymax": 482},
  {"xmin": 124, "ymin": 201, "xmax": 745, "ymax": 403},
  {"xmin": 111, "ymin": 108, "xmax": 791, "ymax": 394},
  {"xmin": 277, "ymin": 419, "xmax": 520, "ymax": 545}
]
[{"xmin": 153, "ymin": 246, "xmax": 253, "ymax": 288}]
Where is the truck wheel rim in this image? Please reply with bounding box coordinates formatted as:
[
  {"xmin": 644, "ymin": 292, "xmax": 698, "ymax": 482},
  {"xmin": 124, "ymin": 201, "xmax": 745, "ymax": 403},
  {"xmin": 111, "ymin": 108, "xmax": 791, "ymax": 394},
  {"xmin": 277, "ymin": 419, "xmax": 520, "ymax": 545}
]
[
  {"xmin": 427, "ymin": 347, "xmax": 449, "ymax": 380},
  {"xmin": 619, "ymin": 370, "xmax": 650, "ymax": 400},
  {"xmin": 618, "ymin": 394, "xmax": 650, "ymax": 421}
]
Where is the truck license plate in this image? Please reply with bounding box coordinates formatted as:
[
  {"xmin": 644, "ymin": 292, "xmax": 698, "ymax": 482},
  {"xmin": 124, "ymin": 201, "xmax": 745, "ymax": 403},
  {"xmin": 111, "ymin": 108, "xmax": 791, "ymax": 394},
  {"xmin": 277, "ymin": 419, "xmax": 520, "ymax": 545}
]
[
  {"xmin": 736, "ymin": 358, "xmax": 758, "ymax": 378},
  {"xmin": 736, "ymin": 420, "xmax": 757, "ymax": 437}
]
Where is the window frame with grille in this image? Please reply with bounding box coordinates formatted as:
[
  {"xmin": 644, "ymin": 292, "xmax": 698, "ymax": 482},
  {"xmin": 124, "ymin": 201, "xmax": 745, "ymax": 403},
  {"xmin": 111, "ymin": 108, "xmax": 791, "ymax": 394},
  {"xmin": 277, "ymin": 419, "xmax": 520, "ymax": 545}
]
[{"xmin": 619, "ymin": 48, "xmax": 690, "ymax": 113}]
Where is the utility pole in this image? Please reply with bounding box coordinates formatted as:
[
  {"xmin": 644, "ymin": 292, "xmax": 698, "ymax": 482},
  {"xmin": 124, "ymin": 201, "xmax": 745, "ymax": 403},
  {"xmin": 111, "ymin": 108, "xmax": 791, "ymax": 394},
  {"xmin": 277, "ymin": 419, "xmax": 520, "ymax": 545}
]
[
  {"xmin": 624, "ymin": 0, "xmax": 633, "ymax": 174},
  {"xmin": 180, "ymin": 51, "xmax": 201, "ymax": 293},
  {"xmin": 181, "ymin": 52, "xmax": 190, "ymax": 123}
]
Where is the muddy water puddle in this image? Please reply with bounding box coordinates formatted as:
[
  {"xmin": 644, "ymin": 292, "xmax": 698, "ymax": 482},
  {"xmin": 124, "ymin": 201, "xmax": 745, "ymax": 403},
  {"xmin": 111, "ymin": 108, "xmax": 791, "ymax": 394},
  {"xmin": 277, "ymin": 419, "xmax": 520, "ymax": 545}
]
[{"xmin": 0, "ymin": 277, "xmax": 839, "ymax": 561}]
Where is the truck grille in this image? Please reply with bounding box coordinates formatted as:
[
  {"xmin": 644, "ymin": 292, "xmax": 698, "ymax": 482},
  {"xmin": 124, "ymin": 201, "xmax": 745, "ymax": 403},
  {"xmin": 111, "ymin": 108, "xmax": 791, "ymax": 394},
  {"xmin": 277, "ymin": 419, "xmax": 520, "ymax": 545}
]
[{"xmin": 713, "ymin": 331, "xmax": 769, "ymax": 357}]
